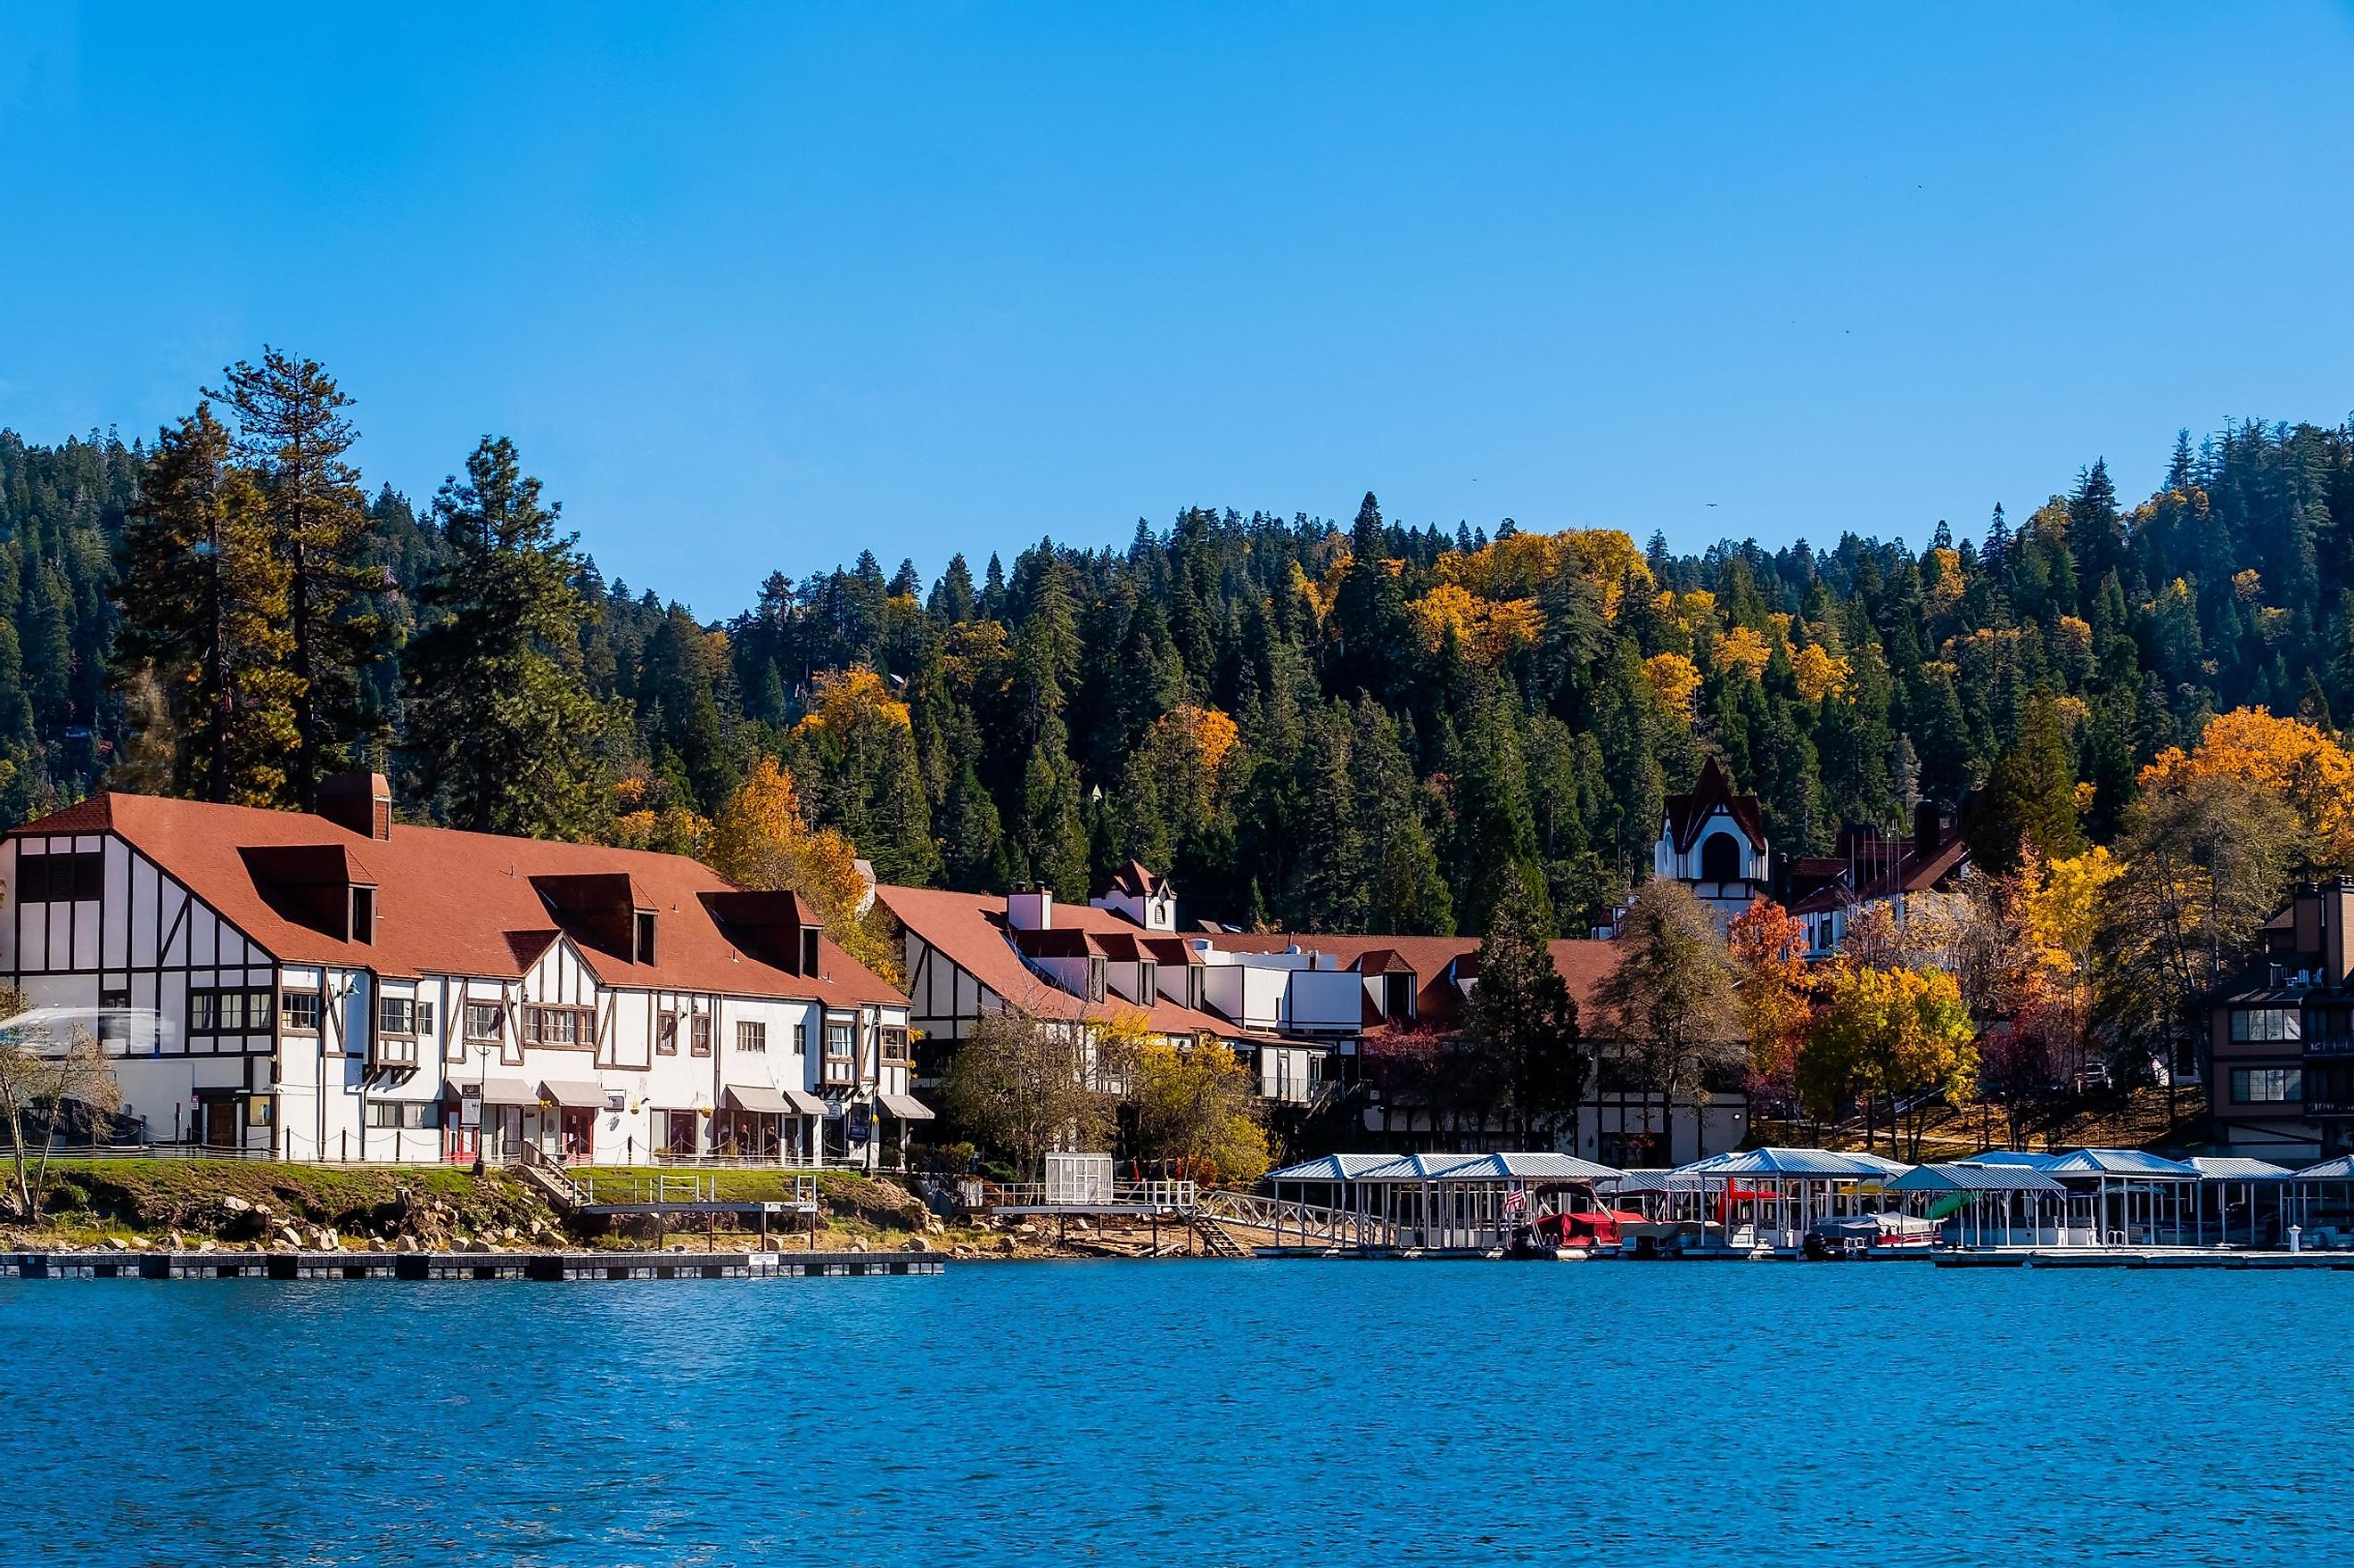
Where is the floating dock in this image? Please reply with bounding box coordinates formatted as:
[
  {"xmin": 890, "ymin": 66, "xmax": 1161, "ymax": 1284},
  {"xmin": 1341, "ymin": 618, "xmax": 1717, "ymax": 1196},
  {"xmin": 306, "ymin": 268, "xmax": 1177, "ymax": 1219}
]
[
  {"xmin": 2, "ymin": 1248, "xmax": 942, "ymax": 1282},
  {"xmin": 1938, "ymin": 1249, "xmax": 2354, "ymax": 1270}
]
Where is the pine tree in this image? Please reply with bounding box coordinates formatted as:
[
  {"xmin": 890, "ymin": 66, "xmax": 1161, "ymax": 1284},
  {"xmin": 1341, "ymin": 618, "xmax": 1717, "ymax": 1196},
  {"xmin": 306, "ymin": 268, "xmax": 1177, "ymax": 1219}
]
[
  {"xmin": 209, "ymin": 349, "xmax": 387, "ymax": 808},
  {"xmin": 114, "ymin": 404, "xmax": 296, "ymax": 804},
  {"xmin": 1457, "ymin": 873, "xmax": 1585, "ymax": 1141},
  {"xmin": 1966, "ymin": 693, "xmax": 2086, "ymax": 874},
  {"xmin": 402, "ymin": 436, "xmax": 609, "ymax": 839}
]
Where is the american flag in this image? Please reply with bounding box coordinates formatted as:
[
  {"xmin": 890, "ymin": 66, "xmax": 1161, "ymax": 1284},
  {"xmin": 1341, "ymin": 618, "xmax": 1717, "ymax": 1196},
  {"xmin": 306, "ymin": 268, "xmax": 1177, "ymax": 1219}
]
[{"xmin": 1502, "ymin": 1185, "xmax": 1527, "ymax": 1217}]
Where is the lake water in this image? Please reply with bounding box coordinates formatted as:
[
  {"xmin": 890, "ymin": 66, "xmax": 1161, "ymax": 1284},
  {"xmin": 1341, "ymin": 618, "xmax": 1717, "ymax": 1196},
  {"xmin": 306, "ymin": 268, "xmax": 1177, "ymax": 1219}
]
[{"xmin": 4, "ymin": 1259, "xmax": 2341, "ymax": 1565}]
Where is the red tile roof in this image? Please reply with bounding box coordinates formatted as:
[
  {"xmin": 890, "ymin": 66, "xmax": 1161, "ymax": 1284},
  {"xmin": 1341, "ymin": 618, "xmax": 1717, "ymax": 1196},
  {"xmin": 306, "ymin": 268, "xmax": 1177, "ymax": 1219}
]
[
  {"xmin": 12, "ymin": 792, "xmax": 904, "ymax": 1007},
  {"xmin": 1207, "ymin": 932, "xmax": 1621, "ymax": 1028},
  {"xmin": 874, "ymin": 883, "xmax": 1237, "ymax": 1038}
]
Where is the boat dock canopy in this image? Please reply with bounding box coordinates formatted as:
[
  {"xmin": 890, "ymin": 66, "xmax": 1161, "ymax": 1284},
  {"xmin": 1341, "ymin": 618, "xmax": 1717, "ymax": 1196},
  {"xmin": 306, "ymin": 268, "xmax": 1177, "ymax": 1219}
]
[
  {"xmin": 1886, "ymin": 1163, "xmax": 2068, "ymax": 1194},
  {"xmin": 2190, "ymin": 1156, "xmax": 2293, "ymax": 1182},
  {"xmin": 1262, "ymin": 1152, "xmax": 1625, "ymax": 1185},
  {"xmin": 1263, "ymin": 1153, "xmax": 1402, "ymax": 1184},
  {"xmin": 1963, "ymin": 1150, "xmax": 2058, "ymax": 1169},
  {"xmin": 2041, "ymin": 1148, "xmax": 2200, "ymax": 1178},
  {"xmin": 1675, "ymin": 1147, "xmax": 1907, "ymax": 1179}
]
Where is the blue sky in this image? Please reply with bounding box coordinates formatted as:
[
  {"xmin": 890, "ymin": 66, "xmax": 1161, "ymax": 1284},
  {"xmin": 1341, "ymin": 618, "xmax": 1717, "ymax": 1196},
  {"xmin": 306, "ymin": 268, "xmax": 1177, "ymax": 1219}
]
[{"xmin": 5, "ymin": 4, "xmax": 2353, "ymax": 615}]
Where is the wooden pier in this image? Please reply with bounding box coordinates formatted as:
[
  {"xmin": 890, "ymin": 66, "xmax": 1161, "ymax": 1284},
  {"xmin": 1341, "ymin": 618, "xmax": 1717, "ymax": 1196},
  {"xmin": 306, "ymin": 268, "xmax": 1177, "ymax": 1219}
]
[{"xmin": 2, "ymin": 1248, "xmax": 942, "ymax": 1282}]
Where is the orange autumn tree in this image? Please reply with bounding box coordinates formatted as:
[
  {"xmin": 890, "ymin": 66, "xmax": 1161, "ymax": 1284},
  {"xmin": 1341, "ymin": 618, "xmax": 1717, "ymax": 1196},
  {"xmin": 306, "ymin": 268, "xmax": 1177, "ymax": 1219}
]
[
  {"xmin": 2139, "ymin": 707, "xmax": 2354, "ymax": 869},
  {"xmin": 1727, "ymin": 898, "xmax": 1812, "ymax": 1117},
  {"xmin": 708, "ymin": 755, "xmax": 899, "ymax": 981}
]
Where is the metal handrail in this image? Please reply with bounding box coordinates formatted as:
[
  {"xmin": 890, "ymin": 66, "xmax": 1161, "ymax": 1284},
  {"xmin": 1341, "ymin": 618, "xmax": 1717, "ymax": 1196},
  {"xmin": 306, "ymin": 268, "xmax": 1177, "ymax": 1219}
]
[{"xmin": 1199, "ymin": 1187, "xmax": 1383, "ymax": 1247}]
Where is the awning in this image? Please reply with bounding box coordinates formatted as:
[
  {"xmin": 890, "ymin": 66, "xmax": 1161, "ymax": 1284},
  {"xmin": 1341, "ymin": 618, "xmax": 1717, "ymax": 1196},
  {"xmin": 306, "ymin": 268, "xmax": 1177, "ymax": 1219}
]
[
  {"xmin": 724, "ymin": 1085, "xmax": 794, "ymax": 1115},
  {"xmin": 472, "ymin": 1078, "xmax": 539, "ymax": 1108},
  {"xmin": 539, "ymin": 1080, "xmax": 608, "ymax": 1110},
  {"xmin": 780, "ymin": 1087, "xmax": 827, "ymax": 1116},
  {"xmin": 877, "ymin": 1092, "xmax": 934, "ymax": 1121}
]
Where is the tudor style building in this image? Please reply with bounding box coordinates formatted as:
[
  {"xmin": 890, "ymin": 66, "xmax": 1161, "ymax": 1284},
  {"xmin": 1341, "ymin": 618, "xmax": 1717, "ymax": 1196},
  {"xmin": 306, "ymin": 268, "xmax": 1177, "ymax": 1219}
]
[
  {"xmin": 1596, "ymin": 756, "xmax": 1770, "ymax": 938},
  {"xmin": 1651, "ymin": 756, "xmax": 1773, "ymax": 921},
  {"xmin": 877, "ymin": 865, "xmax": 1749, "ymax": 1167},
  {"xmin": 1786, "ymin": 802, "xmax": 1970, "ymax": 958},
  {"xmin": 0, "ymin": 776, "xmax": 923, "ymax": 1168}
]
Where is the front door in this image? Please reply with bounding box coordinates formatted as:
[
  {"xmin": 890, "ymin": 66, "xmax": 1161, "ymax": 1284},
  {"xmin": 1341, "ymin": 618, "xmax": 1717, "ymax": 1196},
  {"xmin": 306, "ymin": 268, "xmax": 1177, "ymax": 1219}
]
[
  {"xmin": 202, "ymin": 1100, "xmax": 238, "ymax": 1149},
  {"xmin": 665, "ymin": 1110, "xmax": 698, "ymax": 1156}
]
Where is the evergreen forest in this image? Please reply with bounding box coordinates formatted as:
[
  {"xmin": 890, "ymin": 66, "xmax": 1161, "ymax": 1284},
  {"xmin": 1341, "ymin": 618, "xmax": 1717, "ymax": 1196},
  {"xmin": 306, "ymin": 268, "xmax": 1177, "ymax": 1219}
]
[{"xmin": 7, "ymin": 350, "xmax": 2354, "ymax": 945}]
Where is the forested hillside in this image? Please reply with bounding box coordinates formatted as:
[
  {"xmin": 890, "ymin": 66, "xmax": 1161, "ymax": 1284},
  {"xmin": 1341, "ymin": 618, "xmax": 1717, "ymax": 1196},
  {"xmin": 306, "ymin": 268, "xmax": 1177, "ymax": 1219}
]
[{"xmin": 6, "ymin": 354, "xmax": 2352, "ymax": 943}]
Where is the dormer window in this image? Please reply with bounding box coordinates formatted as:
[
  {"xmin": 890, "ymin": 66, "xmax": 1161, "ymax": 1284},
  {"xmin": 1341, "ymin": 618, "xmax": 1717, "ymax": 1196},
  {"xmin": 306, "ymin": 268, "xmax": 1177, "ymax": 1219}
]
[
  {"xmin": 634, "ymin": 910, "xmax": 657, "ymax": 965},
  {"xmin": 350, "ymin": 886, "xmax": 375, "ymax": 944},
  {"xmin": 802, "ymin": 926, "xmax": 820, "ymax": 975}
]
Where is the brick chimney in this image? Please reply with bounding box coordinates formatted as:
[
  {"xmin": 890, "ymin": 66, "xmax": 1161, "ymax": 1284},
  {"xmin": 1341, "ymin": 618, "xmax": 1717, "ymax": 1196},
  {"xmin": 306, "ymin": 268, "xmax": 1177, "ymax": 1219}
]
[
  {"xmin": 318, "ymin": 772, "xmax": 392, "ymax": 841},
  {"xmin": 2328, "ymin": 877, "xmax": 2354, "ymax": 986}
]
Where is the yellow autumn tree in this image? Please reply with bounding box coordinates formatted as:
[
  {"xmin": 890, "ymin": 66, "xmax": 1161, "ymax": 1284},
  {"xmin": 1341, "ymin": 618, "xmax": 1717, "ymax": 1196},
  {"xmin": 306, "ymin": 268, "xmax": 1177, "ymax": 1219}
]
[
  {"xmin": 2016, "ymin": 845, "xmax": 2120, "ymax": 1058},
  {"xmin": 1407, "ymin": 583, "xmax": 1543, "ymax": 664},
  {"xmin": 793, "ymin": 664, "xmax": 911, "ymax": 740},
  {"xmin": 609, "ymin": 771, "xmax": 712, "ymax": 858},
  {"xmin": 708, "ymin": 756, "xmax": 900, "ymax": 982},
  {"xmin": 1127, "ymin": 1038, "xmax": 1270, "ymax": 1185},
  {"xmin": 1789, "ymin": 642, "xmax": 1851, "ymax": 703},
  {"xmin": 1798, "ymin": 965, "xmax": 1977, "ymax": 1157},
  {"xmin": 1641, "ymin": 652, "xmax": 1702, "ymax": 720},
  {"xmin": 1712, "ymin": 625, "xmax": 1772, "ymax": 681},
  {"xmin": 2139, "ymin": 708, "xmax": 2354, "ymax": 867}
]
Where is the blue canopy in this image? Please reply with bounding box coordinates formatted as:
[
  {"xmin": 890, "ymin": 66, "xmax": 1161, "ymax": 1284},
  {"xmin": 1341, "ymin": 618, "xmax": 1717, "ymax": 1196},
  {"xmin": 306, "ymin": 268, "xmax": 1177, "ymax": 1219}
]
[
  {"xmin": 1677, "ymin": 1147, "xmax": 1904, "ymax": 1179},
  {"xmin": 1887, "ymin": 1162, "xmax": 2067, "ymax": 1194},
  {"xmin": 1968, "ymin": 1150, "xmax": 2059, "ymax": 1169},
  {"xmin": 2041, "ymin": 1148, "xmax": 2200, "ymax": 1178}
]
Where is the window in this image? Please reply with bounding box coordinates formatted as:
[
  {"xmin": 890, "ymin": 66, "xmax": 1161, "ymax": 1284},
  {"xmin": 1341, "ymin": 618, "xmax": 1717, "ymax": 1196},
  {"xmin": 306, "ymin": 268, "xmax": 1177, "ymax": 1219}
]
[
  {"xmin": 283, "ymin": 990, "xmax": 323, "ymax": 1033},
  {"xmin": 100, "ymin": 989, "xmax": 129, "ymax": 1047},
  {"xmin": 1137, "ymin": 962, "xmax": 1157, "ymax": 1003},
  {"xmin": 690, "ymin": 1013, "xmax": 712, "ymax": 1056},
  {"xmin": 881, "ymin": 1027, "xmax": 910, "ymax": 1064},
  {"xmin": 350, "ymin": 886, "xmax": 375, "ymax": 944},
  {"xmin": 189, "ymin": 988, "xmax": 275, "ymax": 1036},
  {"xmin": 793, "ymin": 1023, "xmax": 808, "ymax": 1055},
  {"xmin": 737, "ymin": 1021, "xmax": 767, "ymax": 1054},
  {"xmin": 635, "ymin": 911, "xmax": 657, "ymax": 965},
  {"xmin": 657, "ymin": 1013, "xmax": 679, "ymax": 1055},
  {"xmin": 1700, "ymin": 831, "xmax": 1742, "ymax": 885},
  {"xmin": 14, "ymin": 850, "xmax": 103, "ymax": 902},
  {"xmin": 363, "ymin": 1100, "xmax": 438, "ymax": 1129},
  {"xmin": 465, "ymin": 1003, "xmax": 503, "ymax": 1042},
  {"xmin": 379, "ymin": 997, "xmax": 416, "ymax": 1037},
  {"xmin": 801, "ymin": 927, "xmax": 821, "ymax": 975},
  {"xmin": 2231, "ymin": 1067, "xmax": 2303, "ymax": 1104},
  {"xmin": 2231, "ymin": 1008, "xmax": 2304, "ymax": 1043},
  {"xmin": 1087, "ymin": 957, "xmax": 1106, "ymax": 1003},
  {"xmin": 523, "ymin": 1006, "xmax": 595, "ymax": 1047},
  {"xmin": 247, "ymin": 1096, "xmax": 275, "ymax": 1128},
  {"xmin": 824, "ymin": 1021, "xmax": 856, "ymax": 1085}
]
